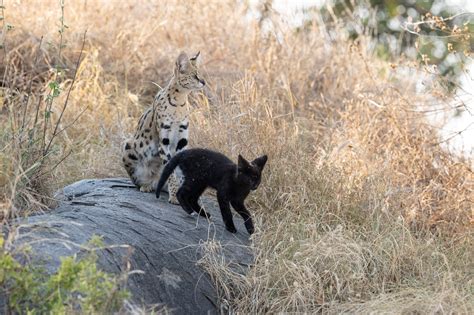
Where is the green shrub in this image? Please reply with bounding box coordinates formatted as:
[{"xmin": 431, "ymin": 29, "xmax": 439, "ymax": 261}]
[{"xmin": 0, "ymin": 236, "xmax": 129, "ymax": 314}]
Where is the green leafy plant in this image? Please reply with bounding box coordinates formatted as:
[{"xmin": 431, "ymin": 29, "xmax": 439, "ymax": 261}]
[
  {"xmin": 0, "ymin": 236, "xmax": 129, "ymax": 314},
  {"xmin": 0, "ymin": 0, "xmax": 87, "ymax": 217}
]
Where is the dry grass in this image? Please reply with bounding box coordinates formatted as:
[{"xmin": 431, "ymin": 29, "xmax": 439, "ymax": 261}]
[{"xmin": 1, "ymin": 0, "xmax": 472, "ymax": 313}]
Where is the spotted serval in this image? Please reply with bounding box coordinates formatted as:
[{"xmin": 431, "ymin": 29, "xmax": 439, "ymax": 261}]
[{"xmin": 122, "ymin": 51, "xmax": 205, "ymax": 204}]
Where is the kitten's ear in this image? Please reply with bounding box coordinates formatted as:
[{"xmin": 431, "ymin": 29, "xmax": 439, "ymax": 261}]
[
  {"xmin": 253, "ymin": 155, "xmax": 268, "ymax": 170},
  {"xmin": 238, "ymin": 154, "xmax": 251, "ymax": 172},
  {"xmin": 190, "ymin": 51, "xmax": 201, "ymax": 66},
  {"xmin": 175, "ymin": 52, "xmax": 189, "ymax": 73}
]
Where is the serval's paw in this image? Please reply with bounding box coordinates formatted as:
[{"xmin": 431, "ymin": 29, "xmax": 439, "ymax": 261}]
[
  {"xmin": 139, "ymin": 185, "xmax": 153, "ymax": 193},
  {"xmin": 168, "ymin": 195, "xmax": 180, "ymax": 205}
]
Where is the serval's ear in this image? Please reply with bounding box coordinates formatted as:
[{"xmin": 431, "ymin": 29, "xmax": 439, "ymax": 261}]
[
  {"xmin": 190, "ymin": 51, "xmax": 201, "ymax": 66},
  {"xmin": 175, "ymin": 52, "xmax": 190, "ymax": 73}
]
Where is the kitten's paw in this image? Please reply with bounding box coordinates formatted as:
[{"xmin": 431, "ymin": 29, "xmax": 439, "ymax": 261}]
[
  {"xmin": 198, "ymin": 210, "xmax": 211, "ymax": 219},
  {"xmin": 226, "ymin": 225, "xmax": 237, "ymax": 233},
  {"xmin": 190, "ymin": 212, "xmax": 198, "ymax": 217},
  {"xmin": 168, "ymin": 196, "xmax": 180, "ymax": 205},
  {"xmin": 245, "ymin": 221, "xmax": 255, "ymax": 234},
  {"xmin": 140, "ymin": 185, "xmax": 153, "ymax": 193}
]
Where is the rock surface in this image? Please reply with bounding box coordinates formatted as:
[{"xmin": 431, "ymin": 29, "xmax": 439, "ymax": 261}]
[{"xmin": 13, "ymin": 178, "xmax": 252, "ymax": 314}]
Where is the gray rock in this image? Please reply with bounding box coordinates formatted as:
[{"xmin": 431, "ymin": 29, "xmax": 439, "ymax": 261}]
[{"xmin": 12, "ymin": 178, "xmax": 252, "ymax": 314}]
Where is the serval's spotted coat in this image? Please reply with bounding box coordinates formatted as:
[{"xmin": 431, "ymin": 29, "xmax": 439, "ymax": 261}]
[{"xmin": 122, "ymin": 52, "xmax": 205, "ymax": 204}]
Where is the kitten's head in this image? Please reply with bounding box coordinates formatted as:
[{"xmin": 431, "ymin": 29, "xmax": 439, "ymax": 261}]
[
  {"xmin": 237, "ymin": 154, "xmax": 268, "ymax": 190},
  {"xmin": 174, "ymin": 51, "xmax": 206, "ymax": 91}
]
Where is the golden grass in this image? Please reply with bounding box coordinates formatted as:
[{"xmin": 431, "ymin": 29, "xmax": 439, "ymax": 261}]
[{"xmin": 1, "ymin": 0, "xmax": 472, "ymax": 313}]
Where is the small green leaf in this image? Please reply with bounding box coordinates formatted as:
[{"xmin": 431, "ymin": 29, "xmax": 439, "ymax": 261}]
[{"xmin": 48, "ymin": 81, "xmax": 58, "ymax": 90}]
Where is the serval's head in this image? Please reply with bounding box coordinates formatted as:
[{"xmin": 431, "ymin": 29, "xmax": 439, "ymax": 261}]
[{"xmin": 174, "ymin": 51, "xmax": 205, "ymax": 91}]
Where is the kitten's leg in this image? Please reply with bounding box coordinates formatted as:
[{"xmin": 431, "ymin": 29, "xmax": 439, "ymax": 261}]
[
  {"xmin": 176, "ymin": 185, "xmax": 194, "ymax": 215},
  {"xmin": 189, "ymin": 198, "xmax": 211, "ymax": 218},
  {"xmin": 231, "ymin": 200, "xmax": 254, "ymax": 234},
  {"xmin": 189, "ymin": 186, "xmax": 211, "ymax": 218},
  {"xmin": 217, "ymin": 191, "xmax": 237, "ymax": 233}
]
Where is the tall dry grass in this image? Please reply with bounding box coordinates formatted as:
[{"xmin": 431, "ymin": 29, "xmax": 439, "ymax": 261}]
[{"xmin": 1, "ymin": 0, "xmax": 472, "ymax": 313}]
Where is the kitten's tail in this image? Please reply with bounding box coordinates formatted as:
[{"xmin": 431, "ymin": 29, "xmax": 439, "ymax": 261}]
[{"xmin": 155, "ymin": 154, "xmax": 182, "ymax": 198}]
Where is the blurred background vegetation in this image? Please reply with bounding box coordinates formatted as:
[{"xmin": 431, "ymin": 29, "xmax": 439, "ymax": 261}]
[{"xmin": 258, "ymin": 0, "xmax": 473, "ymax": 91}]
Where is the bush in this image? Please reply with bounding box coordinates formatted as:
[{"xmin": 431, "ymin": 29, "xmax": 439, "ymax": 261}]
[{"xmin": 0, "ymin": 236, "xmax": 129, "ymax": 314}]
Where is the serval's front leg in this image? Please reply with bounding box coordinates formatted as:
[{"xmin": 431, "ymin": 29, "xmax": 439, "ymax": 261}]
[
  {"xmin": 159, "ymin": 117, "xmax": 189, "ymax": 205},
  {"xmin": 167, "ymin": 171, "xmax": 183, "ymax": 205},
  {"xmin": 166, "ymin": 119, "xmax": 189, "ymax": 204}
]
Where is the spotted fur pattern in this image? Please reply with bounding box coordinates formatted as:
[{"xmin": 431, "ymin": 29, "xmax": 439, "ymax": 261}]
[{"xmin": 121, "ymin": 52, "xmax": 205, "ymax": 204}]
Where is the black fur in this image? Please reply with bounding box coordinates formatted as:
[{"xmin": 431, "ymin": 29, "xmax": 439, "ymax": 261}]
[{"xmin": 155, "ymin": 148, "xmax": 267, "ymax": 234}]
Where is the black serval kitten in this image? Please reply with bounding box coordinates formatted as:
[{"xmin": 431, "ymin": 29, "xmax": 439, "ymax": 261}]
[{"xmin": 155, "ymin": 148, "xmax": 267, "ymax": 234}]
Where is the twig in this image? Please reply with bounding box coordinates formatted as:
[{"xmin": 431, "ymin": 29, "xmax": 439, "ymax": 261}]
[
  {"xmin": 407, "ymin": 12, "xmax": 473, "ymax": 26},
  {"xmin": 57, "ymin": 0, "xmax": 65, "ymax": 63},
  {"xmin": 432, "ymin": 122, "xmax": 474, "ymax": 146},
  {"xmin": 14, "ymin": 238, "xmax": 131, "ymax": 254},
  {"xmin": 35, "ymin": 149, "xmax": 73, "ymax": 179},
  {"xmin": 32, "ymin": 95, "xmax": 43, "ymax": 137},
  {"xmin": 41, "ymin": 3, "xmax": 69, "ymax": 155},
  {"xmin": 0, "ymin": 0, "xmax": 9, "ymax": 90},
  {"xmin": 44, "ymin": 30, "xmax": 87, "ymax": 155},
  {"xmin": 403, "ymin": 12, "xmax": 474, "ymax": 38},
  {"xmin": 54, "ymin": 103, "xmax": 90, "ymax": 138},
  {"xmin": 402, "ymin": 27, "xmax": 470, "ymax": 39},
  {"xmin": 20, "ymin": 36, "xmax": 44, "ymax": 134}
]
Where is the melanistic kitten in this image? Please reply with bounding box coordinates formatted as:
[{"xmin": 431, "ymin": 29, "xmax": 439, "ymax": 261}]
[{"xmin": 155, "ymin": 148, "xmax": 267, "ymax": 234}]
